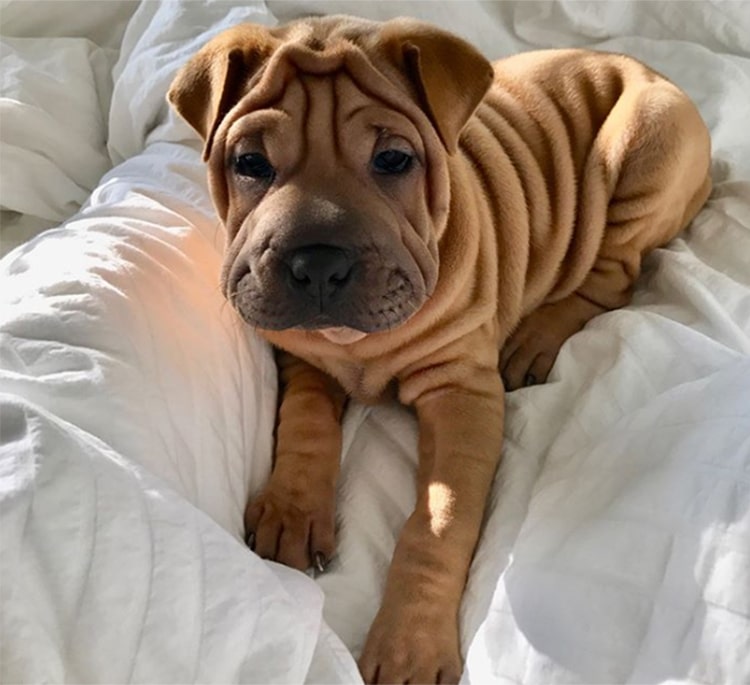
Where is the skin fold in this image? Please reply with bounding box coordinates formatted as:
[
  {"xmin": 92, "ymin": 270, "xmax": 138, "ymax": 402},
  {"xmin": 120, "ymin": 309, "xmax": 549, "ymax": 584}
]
[{"xmin": 169, "ymin": 15, "xmax": 711, "ymax": 684}]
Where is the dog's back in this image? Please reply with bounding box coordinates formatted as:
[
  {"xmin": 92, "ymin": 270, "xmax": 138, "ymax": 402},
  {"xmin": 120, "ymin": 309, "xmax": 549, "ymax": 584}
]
[{"xmin": 450, "ymin": 49, "xmax": 711, "ymax": 358}]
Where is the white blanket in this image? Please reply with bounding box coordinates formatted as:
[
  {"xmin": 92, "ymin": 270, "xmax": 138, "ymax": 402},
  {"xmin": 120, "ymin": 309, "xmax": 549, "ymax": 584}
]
[{"xmin": 1, "ymin": 1, "xmax": 749, "ymax": 683}]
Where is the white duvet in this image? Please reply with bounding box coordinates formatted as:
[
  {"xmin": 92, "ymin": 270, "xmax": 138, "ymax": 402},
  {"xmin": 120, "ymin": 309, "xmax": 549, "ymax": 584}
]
[{"xmin": 1, "ymin": 1, "xmax": 749, "ymax": 683}]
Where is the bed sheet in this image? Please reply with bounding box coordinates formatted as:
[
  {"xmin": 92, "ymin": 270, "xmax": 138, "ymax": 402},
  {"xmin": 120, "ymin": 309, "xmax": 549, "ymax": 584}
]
[
  {"xmin": 1, "ymin": 1, "xmax": 749, "ymax": 683},
  {"xmin": 0, "ymin": 1, "xmax": 139, "ymax": 256}
]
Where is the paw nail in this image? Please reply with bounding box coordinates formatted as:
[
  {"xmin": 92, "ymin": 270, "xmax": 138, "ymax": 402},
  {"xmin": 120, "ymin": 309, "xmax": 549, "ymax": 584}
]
[
  {"xmin": 246, "ymin": 532, "xmax": 256, "ymax": 549},
  {"xmin": 524, "ymin": 373, "xmax": 537, "ymax": 386},
  {"xmin": 313, "ymin": 552, "xmax": 327, "ymax": 573}
]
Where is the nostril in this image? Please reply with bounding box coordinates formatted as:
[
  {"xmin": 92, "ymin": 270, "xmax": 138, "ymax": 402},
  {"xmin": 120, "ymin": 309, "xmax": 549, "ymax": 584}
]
[
  {"xmin": 290, "ymin": 255, "xmax": 313, "ymax": 285},
  {"xmin": 328, "ymin": 263, "xmax": 352, "ymax": 286}
]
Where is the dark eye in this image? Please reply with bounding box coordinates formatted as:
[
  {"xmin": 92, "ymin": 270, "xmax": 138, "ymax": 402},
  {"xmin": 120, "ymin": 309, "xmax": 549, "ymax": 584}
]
[
  {"xmin": 233, "ymin": 153, "xmax": 275, "ymax": 180},
  {"xmin": 372, "ymin": 149, "xmax": 413, "ymax": 175}
]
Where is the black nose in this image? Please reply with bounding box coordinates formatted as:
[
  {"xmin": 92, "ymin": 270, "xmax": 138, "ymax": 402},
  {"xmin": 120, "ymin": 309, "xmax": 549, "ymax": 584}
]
[{"xmin": 284, "ymin": 245, "xmax": 354, "ymax": 301}]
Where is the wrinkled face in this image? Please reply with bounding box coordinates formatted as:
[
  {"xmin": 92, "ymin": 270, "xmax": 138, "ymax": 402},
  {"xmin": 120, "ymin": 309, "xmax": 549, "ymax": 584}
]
[{"xmin": 217, "ymin": 70, "xmax": 440, "ymax": 341}]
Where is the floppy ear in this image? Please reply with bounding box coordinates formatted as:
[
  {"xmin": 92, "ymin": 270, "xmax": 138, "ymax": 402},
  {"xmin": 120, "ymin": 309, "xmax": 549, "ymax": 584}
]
[
  {"xmin": 381, "ymin": 21, "xmax": 494, "ymax": 154},
  {"xmin": 168, "ymin": 24, "xmax": 279, "ymax": 160}
]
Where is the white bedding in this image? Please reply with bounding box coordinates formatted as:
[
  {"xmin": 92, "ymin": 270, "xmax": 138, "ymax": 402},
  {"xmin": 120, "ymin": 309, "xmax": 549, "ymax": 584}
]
[{"xmin": 1, "ymin": 1, "xmax": 749, "ymax": 683}]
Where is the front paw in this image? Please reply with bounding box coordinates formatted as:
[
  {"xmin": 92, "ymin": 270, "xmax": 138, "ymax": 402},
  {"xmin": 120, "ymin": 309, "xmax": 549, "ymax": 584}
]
[
  {"xmin": 358, "ymin": 601, "xmax": 462, "ymax": 684},
  {"xmin": 244, "ymin": 486, "xmax": 335, "ymax": 572}
]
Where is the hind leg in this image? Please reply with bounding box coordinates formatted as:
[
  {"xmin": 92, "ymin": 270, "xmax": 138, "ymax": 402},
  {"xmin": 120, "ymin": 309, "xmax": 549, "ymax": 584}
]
[
  {"xmin": 501, "ymin": 292, "xmax": 606, "ymax": 389},
  {"xmin": 502, "ymin": 82, "xmax": 711, "ymax": 391}
]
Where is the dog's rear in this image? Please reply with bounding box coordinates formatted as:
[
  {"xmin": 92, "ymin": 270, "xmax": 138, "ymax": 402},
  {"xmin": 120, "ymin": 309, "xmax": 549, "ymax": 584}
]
[{"xmin": 465, "ymin": 49, "xmax": 711, "ymax": 387}]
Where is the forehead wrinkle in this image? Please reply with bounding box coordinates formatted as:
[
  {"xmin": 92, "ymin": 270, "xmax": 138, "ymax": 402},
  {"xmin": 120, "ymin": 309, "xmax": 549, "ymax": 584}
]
[
  {"xmin": 226, "ymin": 109, "xmax": 290, "ymax": 149},
  {"xmin": 274, "ymin": 78, "xmax": 309, "ymax": 173},
  {"xmin": 333, "ymin": 72, "xmax": 423, "ymax": 150},
  {"xmin": 331, "ymin": 73, "xmax": 342, "ymax": 161},
  {"xmin": 334, "ymin": 71, "xmax": 370, "ymax": 156},
  {"xmin": 298, "ymin": 73, "xmax": 341, "ymax": 165}
]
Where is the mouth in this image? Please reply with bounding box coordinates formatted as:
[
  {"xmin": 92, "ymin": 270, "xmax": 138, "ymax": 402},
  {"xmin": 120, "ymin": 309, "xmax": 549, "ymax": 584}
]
[
  {"xmin": 229, "ymin": 255, "xmax": 425, "ymax": 334},
  {"xmin": 317, "ymin": 327, "xmax": 369, "ymax": 344},
  {"xmin": 232, "ymin": 286, "xmax": 419, "ymax": 333}
]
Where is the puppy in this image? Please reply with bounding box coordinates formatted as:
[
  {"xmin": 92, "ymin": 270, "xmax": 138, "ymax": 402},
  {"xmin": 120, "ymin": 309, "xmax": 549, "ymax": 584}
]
[{"xmin": 169, "ymin": 15, "xmax": 711, "ymax": 684}]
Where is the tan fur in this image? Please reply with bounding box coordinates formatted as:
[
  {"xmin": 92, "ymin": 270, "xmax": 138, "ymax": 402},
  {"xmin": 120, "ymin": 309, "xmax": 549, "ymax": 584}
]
[{"xmin": 169, "ymin": 15, "xmax": 711, "ymax": 684}]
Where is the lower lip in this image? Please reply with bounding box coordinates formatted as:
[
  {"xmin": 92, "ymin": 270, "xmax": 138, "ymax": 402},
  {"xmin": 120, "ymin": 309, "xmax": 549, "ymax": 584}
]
[{"xmin": 318, "ymin": 327, "xmax": 368, "ymax": 344}]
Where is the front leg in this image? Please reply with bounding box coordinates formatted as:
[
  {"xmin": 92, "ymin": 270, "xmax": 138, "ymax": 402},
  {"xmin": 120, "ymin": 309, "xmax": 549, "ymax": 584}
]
[
  {"xmin": 245, "ymin": 349, "xmax": 346, "ymax": 571},
  {"xmin": 359, "ymin": 329, "xmax": 505, "ymax": 684}
]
